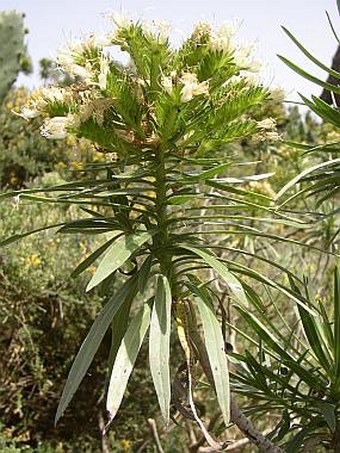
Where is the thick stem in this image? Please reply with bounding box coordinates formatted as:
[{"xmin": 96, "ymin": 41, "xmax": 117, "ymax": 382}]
[{"xmin": 153, "ymin": 146, "xmax": 173, "ymax": 282}]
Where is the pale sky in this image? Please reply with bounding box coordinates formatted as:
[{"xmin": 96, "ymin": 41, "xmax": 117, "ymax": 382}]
[{"xmin": 2, "ymin": 0, "xmax": 339, "ymax": 103}]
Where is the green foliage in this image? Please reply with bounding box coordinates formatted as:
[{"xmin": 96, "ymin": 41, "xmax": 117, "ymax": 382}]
[
  {"xmin": 231, "ymin": 269, "xmax": 340, "ymax": 450},
  {"xmin": 277, "ymin": 23, "xmax": 340, "ymax": 211},
  {"xmin": 0, "ymin": 199, "xmax": 102, "ymax": 446}
]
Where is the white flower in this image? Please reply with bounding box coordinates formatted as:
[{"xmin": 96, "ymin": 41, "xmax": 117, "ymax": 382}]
[
  {"xmin": 108, "ymin": 11, "xmax": 131, "ymax": 29},
  {"xmin": 209, "ymin": 21, "xmax": 238, "ymax": 52},
  {"xmin": 12, "ymin": 194, "xmax": 20, "ymax": 206},
  {"xmin": 41, "ymin": 86, "xmax": 68, "ymax": 103},
  {"xmin": 270, "ymin": 87, "xmax": 285, "ymax": 103},
  {"xmin": 83, "ymin": 32, "xmax": 111, "ymax": 49},
  {"xmin": 180, "ymin": 72, "xmax": 209, "ymax": 102},
  {"xmin": 257, "ymin": 118, "xmax": 276, "ymax": 130},
  {"xmin": 41, "ymin": 116, "xmax": 72, "ymax": 140},
  {"xmin": 152, "ymin": 19, "xmax": 171, "ymax": 43},
  {"xmin": 57, "ymin": 41, "xmax": 93, "ymax": 81},
  {"xmin": 161, "ymin": 76, "xmax": 173, "ymax": 94},
  {"xmin": 98, "ymin": 54, "xmax": 110, "ymax": 90},
  {"xmin": 17, "ymin": 107, "xmax": 40, "ymax": 120},
  {"xmin": 264, "ymin": 131, "xmax": 281, "ymax": 141},
  {"xmin": 233, "ymin": 42, "xmax": 262, "ymax": 72},
  {"xmin": 57, "ymin": 40, "xmax": 82, "ymax": 64},
  {"xmin": 192, "ymin": 22, "xmax": 211, "ymax": 42}
]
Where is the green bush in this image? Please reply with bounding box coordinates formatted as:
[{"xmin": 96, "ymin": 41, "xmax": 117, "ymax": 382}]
[{"xmin": 0, "ymin": 87, "xmax": 104, "ymax": 189}]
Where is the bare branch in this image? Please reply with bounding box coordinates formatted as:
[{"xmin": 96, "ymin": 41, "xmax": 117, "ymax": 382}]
[{"xmin": 148, "ymin": 418, "xmax": 165, "ymax": 453}]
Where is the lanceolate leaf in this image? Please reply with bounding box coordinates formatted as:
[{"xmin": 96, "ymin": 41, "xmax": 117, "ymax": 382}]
[
  {"xmin": 192, "ymin": 285, "xmax": 230, "ymax": 426},
  {"xmin": 106, "ymin": 302, "xmax": 151, "ymax": 424},
  {"xmin": 183, "ymin": 245, "xmax": 248, "ymax": 305},
  {"xmin": 281, "ymin": 26, "xmax": 340, "ymax": 79},
  {"xmin": 107, "ymin": 292, "xmax": 135, "ymax": 375},
  {"xmin": 315, "ymin": 401, "xmax": 336, "ymax": 432},
  {"xmin": 149, "ymin": 275, "xmax": 172, "ymax": 424},
  {"xmin": 299, "ymin": 94, "xmax": 340, "ymax": 127},
  {"xmin": 235, "ymin": 305, "xmax": 321, "ymax": 388},
  {"xmin": 275, "ymin": 158, "xmax": 340, "ymax": 201},
  {"xmin": 86, "ymin": 231, "xmax": 151, "ymax": 291},
  {"xmin": 297, "ymin": 306, "xmax": 332, "ymax": 375},
  {"xmin": 334, "ymin": 268, "xmax": 340, "ymax": 389},
  {"xmin": 183, "ymin": 163, "xmax": 230, "ymax": 181},
  {"xmin": 71, "ymin": 231, "xmax": 121, "ymax": 278},
  {"xmin": 277, "ymin": 55, "xmax": 340, "ymax": 94},
  {"xmin": 0, "ymin": 222, "xmax": 65, "ymax": 247},
  {"xmin": 55, "ymin": 276, "xmax": 138, "ymax": 424},
  {"xmin": 289, "ymin": 276, "xmax": 332, "ymax": 374}
]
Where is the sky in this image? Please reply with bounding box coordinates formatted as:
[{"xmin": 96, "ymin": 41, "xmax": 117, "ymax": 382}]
[{"xmin": 2, "ymin": 0, "xmax": 339, "ymax": 104}]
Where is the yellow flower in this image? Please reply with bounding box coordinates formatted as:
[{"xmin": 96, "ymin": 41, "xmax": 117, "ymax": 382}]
[
  {"xmin": 87, "ymin": 265, "xmax": 97, "ymax": 275},
  {"xmin": 24, "ymin": 254, "xmax": 42, "ymax": 267},
  {"xmin": 120, "ymin": 439, "xmax": 132, "ymax": 450},
  {"xmin": 71, "ymin": 161, "xmax": 84, "ymax": 170}
]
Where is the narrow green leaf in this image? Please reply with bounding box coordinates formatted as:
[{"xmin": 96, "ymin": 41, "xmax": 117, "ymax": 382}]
[
  {"xmin": 193, "ymin": 287, "xmax": 230, "ymax": 426},
  {"xmin": 276, "ymin": 158, "xmax": 340, "ymax": 201},
  {"xmin": 71, "ymin": 232, "xmax": 121, "ymax": 278},
  {"xmin": 222, "ymin": 258, "xmax": 316, "ymax": 315},
  {"xmin": 286, "ymin": 422, "xmax": 320, "ymax": 453},
  {"xmin": 300, "ymin": 94, "xmax": 340, "ymax": 127},
  {"xmin": 106, "ymin": 302, "xmax": 151, "ymax": 423},
  {"xmin": 0, "ymin": 223, "xmax": 65, "ymax": 247},
  {"xmin": 58, "ymin": 218, "xmax": 118, "ymax": 234},
  {"xmin": 55, "ymin": 276, "xmax": 138, "ymax": 424},
  {"xmin": 316, "ymin": 401, "xmax": 336, "ymax": 432},
  {"xmin": 289, "ymin": 278, "xmax": 332, "ymax": 373},
  {"xmin": 208, "ymin": 172, "xmax": 273, "ymax": 185},
  {"xmin": 278, "ymin": 55, "xmax": 340, "ymax": 94},
  {"xmin": 334, "ymin": 268, "xmax": 340, "ymax": 388},
  {"xmin": 107, "ymin": 291, "xmax": 136, "ymax": 375},
  {"xmin": 297, "ymin": 304, "xmax": 332, "ymax": 374},
  {"xmin": 183, "ymin": 163, "xmax": 230, "ymax": 181},
  {"xmin": 86, "ymin": 231, "xmax": 151, "ymax": 291},
  {"xmin": 318, "ymin": 300, "xmax": 334, "ymax": 351},
  {"xmin": 168, "ymin": 194, "xmax": 197, "ymax": 205},
  {"xmin": 281, "ymin": 26, "xmax": 340, "ymax": 79},
  {"xmin": 235, "ymin": 306, "xmax": 321, "ymax": 388},
  {"xmin": 275, "ymin": 410, "xmax": 291, "ymax": 442},
  {"xmin": 137, "ymin": 255, "xmax": 153, "ymax": 294},
  {"xmin": 235, "ymin": 306, "xmax": 294, "ymax": 361},
  {"xmin": 183, "ymin": 245, "xmax": 248, "ymax": 305},
  {"xmin": 149, "ymin": 275, "xmax": 172, "ymax": 424}
]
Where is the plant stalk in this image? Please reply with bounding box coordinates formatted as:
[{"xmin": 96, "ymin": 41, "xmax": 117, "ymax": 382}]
[{"xmin": 153, "ymin": 146, "xmax": 173, "ymax": 283}]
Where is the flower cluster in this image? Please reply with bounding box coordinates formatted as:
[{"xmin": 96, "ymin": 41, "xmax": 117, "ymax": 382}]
[
  {"xmin": 20, "ymin": 13, "xmax": 279, "ymax": 152},
  {"xmin": 179, "ymin": 73, "xmax": 209, "ymax": 102},
  {"xmin": 192, "ymin": 20, "xmax": 262, "ymax": 72},
  {"xmin": 161, "ymin": 72, "xmax": 210, "ymax": 102},
  {"xmin": 256, "ymin": 117, "xmax": 282, "ymax": 142}
]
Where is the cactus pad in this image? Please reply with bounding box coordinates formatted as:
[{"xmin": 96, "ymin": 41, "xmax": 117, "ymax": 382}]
[{"xmin": 0, "ymin": 10, "xmax": 26, "ymax": 102}]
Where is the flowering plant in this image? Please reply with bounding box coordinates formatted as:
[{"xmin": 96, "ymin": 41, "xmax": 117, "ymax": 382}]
[{"xmin": 3, "ymin": 14, "xmax": 288, "ymax": 450}]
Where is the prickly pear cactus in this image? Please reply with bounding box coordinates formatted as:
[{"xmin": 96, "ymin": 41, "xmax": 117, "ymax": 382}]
[{"xmin": 0, "ymin": 10, "xmax": 26, "ymax": 102}]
